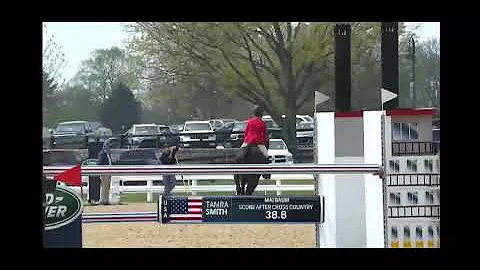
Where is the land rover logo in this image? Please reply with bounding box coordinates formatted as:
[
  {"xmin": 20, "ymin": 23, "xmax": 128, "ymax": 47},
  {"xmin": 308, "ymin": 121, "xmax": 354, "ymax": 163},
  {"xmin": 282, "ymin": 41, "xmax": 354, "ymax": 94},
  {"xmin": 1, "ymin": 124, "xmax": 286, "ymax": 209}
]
[{"xmin": 44, "ymin": 186, "xmax": 83, "ymax": 231}]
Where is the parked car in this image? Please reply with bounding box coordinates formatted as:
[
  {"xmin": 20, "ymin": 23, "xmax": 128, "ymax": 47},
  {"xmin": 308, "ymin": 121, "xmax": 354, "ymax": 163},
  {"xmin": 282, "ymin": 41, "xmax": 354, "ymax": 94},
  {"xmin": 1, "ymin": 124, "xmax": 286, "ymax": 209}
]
[
  {"xmin": 90, "ymin": 121, "xmax": 102, "ymax": 131},
  {"xmin": 181, "ymin": 120, "xmax": 217, "ymax": 148},
  {"xmin": 51, "ymin": 121, "xmax": 98, "ymax": 149},
  {"xmin": 263, "ymin": 115, "xmax": 314, "ymax": 144},
  {"xmin": 169, "ymin": 124, "xmax": 184, "ymax": 134},
  {"xmin": 42, "ymin": 149, "xmax": 88, "ymax": 184},
  {"xmin": 138, "ymin": 125, "xmax": 174, "ymax": 148},
  {"xmin": 215, "ymin": 121, "xmax": 247, "ymax": 148},
  {"xmin": 125, "ymin": 124, "xmax": 163, "ymax": 147},
  {"xmin": 265, "ymin": 114, "xmax": 313, "ymax": 126},
  {"xmin": 296, "ymin": 121, "xmax": 314, "ymax": 149},
  {"xmin": 43, "ymin": 149, "xmax": 86, "ymax": 166},
  {"xmin": 209, "ymin": 118, "xmax": 237, "ymax": 131},
  {"xmin": 116, "ymin": 148, "xmax": 161, "ymax": 165},
  {"xmin": 215, "ymin": 122, "xmax": 235, "ymax": 146},
  {"xmin": 267, "ymin": 139, "xmax": 294, "ymax": 164},
  {"xmin": 115, "ymin": 148, "xmax": 162, "ymax": 186},
  {"xmin": 262, "ymin": 116, "xmax": 279, "ymax": 127},
  {"xmin": 295, "ymin": 114, "xmax": 314, "ymax": 123},
  {"xmin": 261, "ymin": 118, "xmax": 283, "ymax": 139},
  {"xmin": 157, "ymin": 124, "xmax": 171, "ymax": 133}
]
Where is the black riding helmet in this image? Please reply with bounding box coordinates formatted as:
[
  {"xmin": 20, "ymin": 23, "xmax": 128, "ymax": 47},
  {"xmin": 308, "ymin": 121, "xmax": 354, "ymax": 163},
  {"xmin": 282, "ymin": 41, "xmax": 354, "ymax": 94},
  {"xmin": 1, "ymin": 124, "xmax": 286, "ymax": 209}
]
[{"xmin": 253, "ymin": 105, "xmax": 264, "ymax": 117}]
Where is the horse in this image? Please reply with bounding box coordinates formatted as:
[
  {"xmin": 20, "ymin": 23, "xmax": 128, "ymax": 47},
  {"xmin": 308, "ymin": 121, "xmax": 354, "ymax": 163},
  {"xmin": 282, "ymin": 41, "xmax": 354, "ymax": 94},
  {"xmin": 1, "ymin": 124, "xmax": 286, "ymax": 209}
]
[{"xmin": 233, "ymin": 144, "xmax": 269, "ymax": 195}]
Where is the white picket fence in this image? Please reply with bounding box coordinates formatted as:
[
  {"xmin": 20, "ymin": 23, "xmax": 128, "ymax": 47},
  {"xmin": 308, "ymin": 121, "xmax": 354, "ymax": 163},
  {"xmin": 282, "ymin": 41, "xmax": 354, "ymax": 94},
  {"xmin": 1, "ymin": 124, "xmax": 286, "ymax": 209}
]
[{"xmin": 65, "ymin": 174, "xmax": 315, "ymax": 202}]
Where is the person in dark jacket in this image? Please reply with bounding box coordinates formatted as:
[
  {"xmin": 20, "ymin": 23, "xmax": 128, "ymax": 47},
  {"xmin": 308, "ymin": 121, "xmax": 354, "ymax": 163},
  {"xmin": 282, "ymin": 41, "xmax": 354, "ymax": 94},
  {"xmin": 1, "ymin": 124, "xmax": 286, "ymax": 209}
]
[
  {"xmin": 87, "ymin": 140, "xmax": 102, "ymax": 205},
  {"xmin": 160, "ymin": 129, "xmax": 181, "ymax": 196},
  {"xmin": 97, "ymin": 139, "xmax": 113, "ymax": 205}
]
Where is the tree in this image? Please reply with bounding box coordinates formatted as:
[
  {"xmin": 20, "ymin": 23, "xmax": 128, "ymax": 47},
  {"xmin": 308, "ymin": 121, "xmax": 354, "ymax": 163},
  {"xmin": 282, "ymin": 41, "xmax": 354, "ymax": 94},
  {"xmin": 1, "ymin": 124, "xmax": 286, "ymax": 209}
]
[
  {"xmin": 398, "ymin": 35, "xmax": 440, "ymax": 108},
  {"xmin": 415, "ymin": 38, "xmax": 440, "ymax": 108},
  {"xmin": 43, "ymin": 24, "xmax": 66, "ymax": 86},
  {"xmin": 73, "ymin": 46, "xmax": 145, "ymax": 103},
  {"xmin": 43, "ymin": 84, "xmax": 100, "ymax": 127},
  {"xmin": 43, "ymin": 24, "xmax": 66, "ymax": 119},
  {"xmin": 128, "ymin": 22, "xmax": 385, "ymax": 155},
  {"xmin": 43, "ymin": 71, "xmax": 58, "ymax": 113},
  {"xmin": 99, "ymin": 83, "xmax": 141, "ymax": 133}
]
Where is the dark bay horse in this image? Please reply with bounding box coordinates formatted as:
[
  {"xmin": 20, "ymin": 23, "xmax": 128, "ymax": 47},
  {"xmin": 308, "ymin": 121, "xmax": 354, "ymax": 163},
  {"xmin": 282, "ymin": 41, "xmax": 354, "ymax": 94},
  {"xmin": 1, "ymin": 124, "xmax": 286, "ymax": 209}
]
[{"xmin": 233, "ymin": 144, "xmax": 269, "ymax": 195}]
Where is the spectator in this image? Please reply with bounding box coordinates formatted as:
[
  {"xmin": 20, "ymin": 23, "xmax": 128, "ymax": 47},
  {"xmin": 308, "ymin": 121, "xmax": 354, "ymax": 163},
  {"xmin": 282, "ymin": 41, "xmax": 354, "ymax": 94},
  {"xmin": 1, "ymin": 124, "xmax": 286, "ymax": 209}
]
[
  {"xmin": 87, "ymin": 140, "xmax": 101, "ymax": 205},
  {"xmin": 96, "ymin": 126, "xmax": 113, "ymax": 144},
  {"xmin": 97, "ymin": 139, "xmax": 113, "ymax": 205},
  {"xmin": 160, "ymin": 129, "xmax": 181, "ymax": 196}
]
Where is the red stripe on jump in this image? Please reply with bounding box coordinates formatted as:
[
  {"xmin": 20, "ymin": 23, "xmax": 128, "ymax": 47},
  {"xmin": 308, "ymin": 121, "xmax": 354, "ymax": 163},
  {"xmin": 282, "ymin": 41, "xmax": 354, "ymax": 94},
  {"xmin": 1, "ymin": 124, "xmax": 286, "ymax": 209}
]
[
  {"xmin": 83, "ymin": 217, "xmax": 157, "ymax": 222},
  {"xmin": 335, "ymin": 111, "xmax": 364, "ymax": 118},
  {"xmin": 170, "ymin": 216, "xmax": 203, "ymax": 221},
  {"xmin": 386, "ymin": 108, "xmax": 436, "ymax": 116}
]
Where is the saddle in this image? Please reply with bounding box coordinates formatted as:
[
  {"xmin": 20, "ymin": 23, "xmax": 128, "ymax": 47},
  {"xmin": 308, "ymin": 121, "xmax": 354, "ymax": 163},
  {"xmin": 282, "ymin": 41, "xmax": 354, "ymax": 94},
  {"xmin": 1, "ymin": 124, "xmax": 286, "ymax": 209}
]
[{"xmin": 234, "ymin": 144, "xmax": 271, "ymax": 179}]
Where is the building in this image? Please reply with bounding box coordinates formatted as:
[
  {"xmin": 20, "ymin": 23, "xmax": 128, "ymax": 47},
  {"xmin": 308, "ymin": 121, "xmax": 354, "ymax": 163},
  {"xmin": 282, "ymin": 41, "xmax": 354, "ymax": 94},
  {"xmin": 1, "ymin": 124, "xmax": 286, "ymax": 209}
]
[{"xmin": 383, "ymin": 108, "xmax": 440, "ymax": 248}]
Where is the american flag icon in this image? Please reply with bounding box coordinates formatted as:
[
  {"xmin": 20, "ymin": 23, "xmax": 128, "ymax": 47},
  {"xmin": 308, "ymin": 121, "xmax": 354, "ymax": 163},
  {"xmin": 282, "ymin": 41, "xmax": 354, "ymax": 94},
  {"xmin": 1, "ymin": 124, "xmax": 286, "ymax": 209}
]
[{"xmin": 167, "ymin": 197, "xmax": 203, "ymax": 223}]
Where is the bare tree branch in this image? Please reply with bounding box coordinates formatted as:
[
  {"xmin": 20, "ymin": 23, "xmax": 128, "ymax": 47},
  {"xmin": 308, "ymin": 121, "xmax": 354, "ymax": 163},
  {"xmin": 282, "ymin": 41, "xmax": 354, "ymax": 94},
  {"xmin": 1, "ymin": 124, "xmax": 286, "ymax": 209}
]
[
  {"xmin": 295, "ymin": 62, "xmax": 315, "ymax": 92},
  {"xmin": 239, "ymin": 32, "xmax": 272, "ymax": 102},
  {"xmin": 224, "ymin": 25, "xmax": 279, "ymax": 81},
  {"xmin": 286, "ymin": 23, "xmax": 292, "ymax": 46},
  {"xmin": 296, "ymin": 92, "xmax": 313, "ymax": 109},
  {"xmin": 273, "ymin": 23, "xmax": 285, "ymax": 51},
  {"xmin": 257, "ymin": 25, "xmax": 283, "ymax": 58},
  {"xmin": 220, "ymin": 49, "xmax": 262, "ymax": 97},
  {"xmin": 237, "ymin": 25, "xmax": 277, "ymax": 70},
  {"xmin": 237, "ymin": 83, "xmax": 278, "ymax": 117},
  {"xmin": 293, "ymin": 22, "xmax": 302, "ymax": 41},
  {"xmin": 236, "ymin": 85, "xmax": 261, "ymax": 104},
  {"xmin": 236, "ymin": 25, "xmax": 279, "ymax": 73}
]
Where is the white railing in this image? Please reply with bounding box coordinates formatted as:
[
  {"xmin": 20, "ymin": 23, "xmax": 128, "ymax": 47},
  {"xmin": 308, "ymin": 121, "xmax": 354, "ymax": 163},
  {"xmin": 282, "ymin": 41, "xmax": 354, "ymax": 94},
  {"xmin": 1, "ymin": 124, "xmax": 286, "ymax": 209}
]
[
  {"xmin": 63, "ymin": 174, "xmax": 316, "ymax": 202},
  {"xmin": 45, "ymin": 164, "xmax": 382, "ymax": 203},
  {"xmin": 43, "ymin": 163, "xmax": 382, "ymax": 175},
  {"xmin": 67, "ymin": 183, "xmax": 314, "ymax": 198}
]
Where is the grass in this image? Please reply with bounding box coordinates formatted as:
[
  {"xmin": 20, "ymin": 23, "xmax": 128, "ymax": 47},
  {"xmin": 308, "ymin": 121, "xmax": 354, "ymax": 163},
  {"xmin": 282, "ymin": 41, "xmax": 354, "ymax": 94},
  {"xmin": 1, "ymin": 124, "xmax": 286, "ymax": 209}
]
[
  {"xmin": 81, "ymin": 177, "xmax": 316, "ymax": 204},
  {"xmin": 119, "ymin": 189, "xmax": 315, "ymax": 204},
  {"xmin": 102, "ymin": 178, "xmax": 316, "ymax": 204},
  {"xmin": 121, "ymin": 192, "xmax": 238, "ymax": 203},
  {"xmin": 120, "ymin": 193, "xmax": 147, "ymax": 203},
  {"xmin": 196, "ymin": 179, "xmax": 314, "ymax": 185}
]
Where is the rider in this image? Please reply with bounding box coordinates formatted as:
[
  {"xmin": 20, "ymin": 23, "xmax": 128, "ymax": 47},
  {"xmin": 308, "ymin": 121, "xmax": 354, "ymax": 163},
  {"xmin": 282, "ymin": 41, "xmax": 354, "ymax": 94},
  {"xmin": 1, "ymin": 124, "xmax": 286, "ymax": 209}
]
[
  {"xmin": 242, "ymin": 105, "xmax": 271, "ymax": 180},
  {"xmin": 241, "ymin": 105, "xmax": 269, "ymax": 158}
]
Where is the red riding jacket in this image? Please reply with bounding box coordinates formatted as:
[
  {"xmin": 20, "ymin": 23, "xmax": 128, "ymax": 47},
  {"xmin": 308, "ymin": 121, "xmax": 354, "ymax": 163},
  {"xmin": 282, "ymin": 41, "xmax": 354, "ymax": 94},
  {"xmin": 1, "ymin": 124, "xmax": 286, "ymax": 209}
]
[{"xmin": 243, "ymin": 116, "xmax": 268, "ymax": 145}]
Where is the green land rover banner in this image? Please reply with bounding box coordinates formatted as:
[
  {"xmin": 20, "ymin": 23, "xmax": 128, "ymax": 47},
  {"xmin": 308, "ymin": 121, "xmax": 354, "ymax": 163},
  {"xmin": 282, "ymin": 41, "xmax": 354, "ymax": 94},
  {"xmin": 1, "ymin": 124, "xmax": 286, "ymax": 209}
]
[{"xmin": 44, "ymin": 186, "xmax": 83, "ymax": 231}]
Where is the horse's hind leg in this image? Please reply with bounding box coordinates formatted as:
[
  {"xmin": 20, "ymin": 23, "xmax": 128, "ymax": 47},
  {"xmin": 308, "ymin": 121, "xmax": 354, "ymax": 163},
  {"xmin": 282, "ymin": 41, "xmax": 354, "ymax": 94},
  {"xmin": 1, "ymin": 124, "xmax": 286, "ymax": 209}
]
[
  {"xmin": 245, "ymin": 174, "xmax": 260, "ymax": 195},
  {"xmin": 234, "ymin": 174, "xmax": 243, "ymax": 195},
  {"xmin": 240, "ymin": 176, "xmax": 247, "ymax": 195}
]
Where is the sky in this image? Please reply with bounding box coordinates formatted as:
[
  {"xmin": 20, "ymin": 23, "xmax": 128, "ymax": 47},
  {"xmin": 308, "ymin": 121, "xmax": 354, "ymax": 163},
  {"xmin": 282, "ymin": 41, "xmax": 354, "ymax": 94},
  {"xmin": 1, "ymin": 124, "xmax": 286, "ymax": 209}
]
[{"xmin": 43, "ymin": 22, "xmax": 440, "ymax": 83}]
